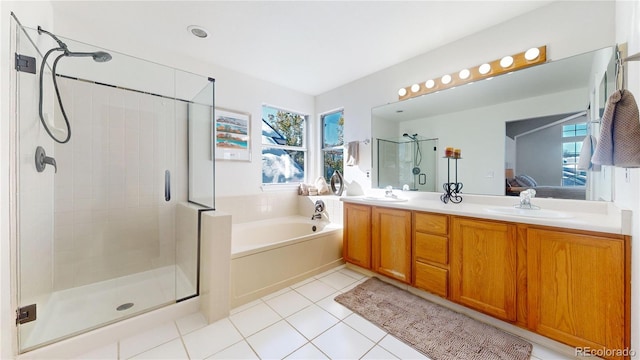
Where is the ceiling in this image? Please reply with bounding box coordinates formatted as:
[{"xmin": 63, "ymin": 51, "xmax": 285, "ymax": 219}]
[{"xmin": 50, "ymin": 1, "xmax": 553, "ymax": 96}]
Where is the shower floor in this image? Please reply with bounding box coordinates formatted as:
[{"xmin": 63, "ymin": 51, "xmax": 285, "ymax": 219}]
[{"xmin": 20, "ymin": 265, "xmax": 195, "ymax": 352}]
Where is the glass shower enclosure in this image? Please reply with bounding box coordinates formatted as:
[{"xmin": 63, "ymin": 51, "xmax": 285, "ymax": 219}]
[
  {"xmin": 376, "ymin": 137, "xmax": 438, "ymax": 191},
  {"xmin": 11, "ymin": 14, "xmax": 214, "ymax": 352}
]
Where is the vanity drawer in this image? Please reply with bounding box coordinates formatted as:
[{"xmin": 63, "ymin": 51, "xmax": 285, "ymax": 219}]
[
  {"xmin": 415, "ymin": 233, "xmax": 448, "ymax": 265},
  {"xmin": 415, "ymin": 262, "xmax": 448, "ymax": 297},
  {"xmin": 415, "ymin": 212, "xmax": 448, "ymax": 235}
]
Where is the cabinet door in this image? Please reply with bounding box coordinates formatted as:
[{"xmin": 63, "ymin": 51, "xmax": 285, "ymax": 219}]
[
  {"xmin": 343, "ymin": 203, "xmax": 372, "ymax": 269},
  {"xmin": 451, "ymin": 217, "xmax": 517, "ymax": 321},
  {"xmin": 372, "ymin": 207, "xmax": 412, "ymax": 283},
  {"xmin": 527, "ymin": 228, "xmax": 625, "ymax": 357}
]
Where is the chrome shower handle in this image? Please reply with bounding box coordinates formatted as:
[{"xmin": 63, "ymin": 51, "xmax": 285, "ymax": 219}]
[{"xmin": 35, "ymin": 146, "xmax": 57, "ymax": 173}]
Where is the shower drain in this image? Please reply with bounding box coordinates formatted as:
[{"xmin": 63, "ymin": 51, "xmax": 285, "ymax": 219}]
[{"xmin": 116, "ymin": 303, "xmax": 134, "ymax": 311}]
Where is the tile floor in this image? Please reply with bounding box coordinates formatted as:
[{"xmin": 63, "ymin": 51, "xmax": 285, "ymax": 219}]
[{"xmin": 74, "ymin": 266, "xmax": 572, "ymax": 359}]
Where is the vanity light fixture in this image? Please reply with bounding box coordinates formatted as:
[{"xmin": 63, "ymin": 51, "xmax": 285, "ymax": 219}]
[
  {"xmin": 525, "ymin": 47, "xmax": 541, "ymax": 61},
  {"xmin": 500, "ymin": 56, "xmax": 514, "ymax": 68},
  {"xmin": 478, "ymin": 63, "xmax": 491, "ymax": 75},
  {"xmin": 397, "ymin": 45, "xmax": 546, "ymax": 101}
]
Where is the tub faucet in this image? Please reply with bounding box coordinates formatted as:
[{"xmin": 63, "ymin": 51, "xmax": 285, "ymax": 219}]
[{"xmin": 311, "ymin": 200, "xmax": 327, "ymax": 220}]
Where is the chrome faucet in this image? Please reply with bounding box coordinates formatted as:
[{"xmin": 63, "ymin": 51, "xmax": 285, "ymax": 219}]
[
  {"xmin": 384, "ymin": 185, "xmax": 397, "ymax": 198},
  {"xmin": 518, "ymin": 189, "xmax": 537, "ymax": 209},
  {"xmin": 311, "ymin": 200, "xmax": 327, "ymax": 220}
]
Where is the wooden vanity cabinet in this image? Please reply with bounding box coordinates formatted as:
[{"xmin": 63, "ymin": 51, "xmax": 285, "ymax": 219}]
[
  {"xmin": 450, "ymin": 216, "xmax": 517, "ymax": 322},
  {"xmin": 372, "ymin": 207, "xmax": 412, "ymax": 283},
  {"xmin": 342, "ymin": 202, "xmax": 630, "ymax": 359},
  {"xmin": 343, "ymin": 203, "xmax": 372, "ymax": 269},
  {"xmin": 413, "ymin": 212, "xmax": 449, "ymax": 297},
  {"xmin": 527, "ymin": 227, "xmax": 628, "ymax": 358}
]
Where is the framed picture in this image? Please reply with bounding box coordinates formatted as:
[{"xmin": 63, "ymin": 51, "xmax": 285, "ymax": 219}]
[{"xmin": 214, "ymin": 107, "xmax": 251, "ymax": 161}]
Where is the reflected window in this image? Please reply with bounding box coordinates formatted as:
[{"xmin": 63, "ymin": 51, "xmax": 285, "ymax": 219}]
[
  {"xmin": 261, "ymin": 105, "xmax": 307, "ymax": 184},
  {"xmin": 321, "ymin": 110, "xmax": 344, "ymax": 179},
  {"xmin": 562, "ymin": 123, "xmax": 587, "ymax": 186}
]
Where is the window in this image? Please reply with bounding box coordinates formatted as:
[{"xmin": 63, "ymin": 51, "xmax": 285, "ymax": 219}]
[
  {"xmin": 261, "ymin": 105, "xmax": 307, "ymax": 184},
  {"xmin": 321, "ymin": 110, "xmax": 344, "ymax": 180},
  {"xmin": 561, "ymin": 123, "xmax": 587, "ymax": 186}
]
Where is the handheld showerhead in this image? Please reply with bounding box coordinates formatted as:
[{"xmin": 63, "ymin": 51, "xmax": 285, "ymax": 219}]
[
  {"xmin": 66, "ymin": 51, "xmax": 112, "ymax": 62},
  {"xmin": 92, "ymin": 51, "xmax": 112, "ymax": 62},
  {"xmin": 37, "ymin": 26, "xmax": 112, "ymax": 144}
]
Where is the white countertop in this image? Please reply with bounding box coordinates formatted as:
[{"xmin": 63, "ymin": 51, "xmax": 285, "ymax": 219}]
[{"xmin": 340, "ymin": 191, "xmax": 632, "ymax": 235}]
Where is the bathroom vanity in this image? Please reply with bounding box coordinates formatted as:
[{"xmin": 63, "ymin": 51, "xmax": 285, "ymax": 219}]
[{"xmin": 342, "ymin": 194, "xmax": 631, "ymax": 360}]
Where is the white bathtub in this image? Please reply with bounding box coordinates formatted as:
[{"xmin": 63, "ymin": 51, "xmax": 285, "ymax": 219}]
[{"xmin": 230, "ymin": 216, "xmax": 343, "ymax": 307}]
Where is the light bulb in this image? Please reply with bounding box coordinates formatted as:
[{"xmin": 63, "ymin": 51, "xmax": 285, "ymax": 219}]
[
  {"xmin": 525, "ymin": 47, "xmax": 540, "ymax": 61},
  {"xmin": 441, "ymin": 74, "xmax": 452, "ymax": 85},
  {"xmin": 458, "ymin": 69, "xmax": 470, "ymax": 80},
  {"xmin": 411, "ymin": 83, "xmax": 420, "ymax": 93},
  {"xmin": 500, "ymin": 56, "xmax": 514, "ymax": 68},
  {"xmin": 398, "ymin": 88, "xmax": 407, "ymax": 97},
  {"xmin": 425, "ymin": 79, "xmax": 435, "ymax": 89},
  {"xmin": 479, "ymin": 63, "xmax": 491, "ymax": 75}
]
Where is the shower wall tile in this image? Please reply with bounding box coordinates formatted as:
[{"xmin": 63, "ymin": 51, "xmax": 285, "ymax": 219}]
[{"xmin": 52, "ymin": 78, "xmax": 188, "ymax": 291}]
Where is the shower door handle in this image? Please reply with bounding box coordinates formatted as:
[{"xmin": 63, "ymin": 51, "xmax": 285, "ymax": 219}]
[{"xmin": 164, "ymin": 170, "xmax": 171, "ymax": 202}]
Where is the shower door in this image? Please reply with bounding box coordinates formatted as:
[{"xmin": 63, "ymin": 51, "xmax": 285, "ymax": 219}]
[{"xmin": 13, "ymin": 18, "xmax": 200, "ymax": 352}]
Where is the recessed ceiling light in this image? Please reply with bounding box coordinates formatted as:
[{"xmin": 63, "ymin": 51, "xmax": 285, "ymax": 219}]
[{"xmin": 188, "ymin": 25, "xmax": 209, "ymax": 38}]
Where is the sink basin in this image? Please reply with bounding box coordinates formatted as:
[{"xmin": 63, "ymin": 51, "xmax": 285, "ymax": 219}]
[
  {"xmin": 363, "ymin": 196, "xmax": 409, "ymax": 203},
  {"xmin": 485, "ymin": 206, "xmax": 572, "ymax": 219}
]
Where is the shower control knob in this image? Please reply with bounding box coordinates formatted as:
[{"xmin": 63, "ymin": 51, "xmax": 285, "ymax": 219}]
[{"xmin": 35, "ymin": 146, "xmax": 57, "ymax": 173}]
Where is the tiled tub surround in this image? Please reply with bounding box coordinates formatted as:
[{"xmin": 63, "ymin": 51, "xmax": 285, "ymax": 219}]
[
  {"xmin": 231, "ymin": 215, "xmax": 343, "ymax": 307},
  {"xmin": 220, "ymin": 193, "xmax": 345, "ymax": 308},
  {"xmin": 215, "ymin": 192, "xmax": 344, "ymax": 225}
]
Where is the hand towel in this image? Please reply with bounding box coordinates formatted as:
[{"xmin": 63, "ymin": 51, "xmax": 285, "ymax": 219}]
[
  {"xmin": 346, "ymin": 141, "xmax": 359, "ymax": 166},
  {"xmin": 577, "ymin": 135, "xmax": 601, "ymax": 171},
  {"xmin": 592, "ymin": 89, "xmax": 640, "ymax": 167}
]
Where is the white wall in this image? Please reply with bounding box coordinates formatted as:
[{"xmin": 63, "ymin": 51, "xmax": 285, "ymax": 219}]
[
  {"xmin": 614, "ymin": 0, "xmax": 640, "ymax": 354},
  {"xmin": 316, "ymin": 1, "xmax": 615, "ymax": 194}
]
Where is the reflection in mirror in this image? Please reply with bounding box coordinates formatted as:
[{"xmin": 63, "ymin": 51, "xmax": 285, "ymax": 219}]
[
  {"xmin": 376, "ymin": 137, "xmax": 438, "ymax": 191},
  {"xmin": 505, "ymin": 111, "xmax": 589, "ymax": 200},
  {"xmin": 371, "ymin": 46, "xmax": 616, "ymax": 201}
]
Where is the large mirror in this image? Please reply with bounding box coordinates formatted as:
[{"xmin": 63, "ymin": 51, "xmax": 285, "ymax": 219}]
[{"xmin": 372, "ymin": 46, "xmax": 616, "ymax": 201}]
